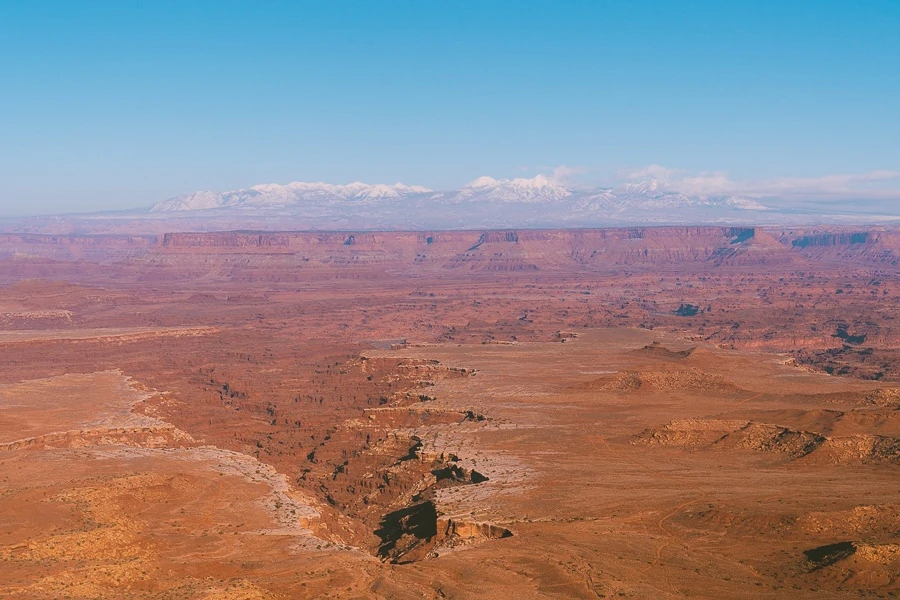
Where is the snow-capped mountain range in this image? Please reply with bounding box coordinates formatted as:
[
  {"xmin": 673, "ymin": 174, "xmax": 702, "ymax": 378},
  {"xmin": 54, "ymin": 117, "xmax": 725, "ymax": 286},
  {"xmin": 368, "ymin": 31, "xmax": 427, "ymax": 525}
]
[
  {"xmin": 4, "ymin": 173, "xmax": 896, "ymax": 235},
  {"xmin": 148, "ymin": 175, "xmax": 772, "ymax": 229},
  {"xmin": 151, "ymin": 181, "xmax": 434, "ymax": 211}
]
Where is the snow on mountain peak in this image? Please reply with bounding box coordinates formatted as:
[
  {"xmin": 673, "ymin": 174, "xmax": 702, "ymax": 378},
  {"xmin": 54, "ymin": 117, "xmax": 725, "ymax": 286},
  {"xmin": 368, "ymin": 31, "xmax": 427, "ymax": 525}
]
[
  {"xmin": 354, "ymin": 184, "xmax": 401, "ymax": 199},
  {"xmin": 512, "ymin": 174, "xmax": 552, "ymax": 187},
  {"xmin": 465, "ymin": 176, "xmax": 501, "ymax": 188},
  {"xmin": 148, "ymin": 175, "xmax": 772, "ymax": 221},
  {"xmin": 150, "ymin": 180, "xmax": 437, "ymax": 212},
  {"xmin": 620, "ymin": 179, "xmax": 665, "ymax": 195},
  {"xmin": 149, "ymin": 190, "xmax": 223, "ymax": 212},
  {"xmin": 458, "ymin": 174, "xmax": 571, "ymax": 203}
]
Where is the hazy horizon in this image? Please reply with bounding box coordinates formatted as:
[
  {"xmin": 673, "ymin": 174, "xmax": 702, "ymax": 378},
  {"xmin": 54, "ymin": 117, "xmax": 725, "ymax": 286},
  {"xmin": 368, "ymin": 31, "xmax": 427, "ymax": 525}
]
[{"xmin": 1, "ymin": 1, "xmax": 898, "ymax": 218}]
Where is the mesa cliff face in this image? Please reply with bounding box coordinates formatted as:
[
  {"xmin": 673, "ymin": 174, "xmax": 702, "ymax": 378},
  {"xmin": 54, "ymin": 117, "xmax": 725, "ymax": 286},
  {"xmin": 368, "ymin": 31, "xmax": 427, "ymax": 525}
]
[
  {"xmin": 780, "ymin": 229, "xmax": 899, "ymax": 265},
  {"xmin": 2, "ymin": 225, "xmax": 897, "ymax": 270}
]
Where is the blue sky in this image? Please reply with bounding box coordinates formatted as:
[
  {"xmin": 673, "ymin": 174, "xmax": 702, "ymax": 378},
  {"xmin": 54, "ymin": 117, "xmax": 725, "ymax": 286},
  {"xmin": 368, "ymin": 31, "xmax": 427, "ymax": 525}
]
[{"xmin": 1, "ymin": 0, "xmax": 898, "ymax": 215}]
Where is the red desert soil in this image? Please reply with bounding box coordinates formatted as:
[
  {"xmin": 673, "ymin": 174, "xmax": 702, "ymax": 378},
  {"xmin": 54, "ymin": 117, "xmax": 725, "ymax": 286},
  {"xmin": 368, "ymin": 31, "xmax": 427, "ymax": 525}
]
[{"xmin": 0, "ymin": 226, "xmax": 898, "ymax": 599}]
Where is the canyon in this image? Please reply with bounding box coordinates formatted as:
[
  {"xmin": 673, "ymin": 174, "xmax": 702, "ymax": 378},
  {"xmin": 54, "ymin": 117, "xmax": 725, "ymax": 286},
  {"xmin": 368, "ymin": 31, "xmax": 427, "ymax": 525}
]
[{"xmin": 0, "ymin": 225, "xmax": 898, "ymax": 599}]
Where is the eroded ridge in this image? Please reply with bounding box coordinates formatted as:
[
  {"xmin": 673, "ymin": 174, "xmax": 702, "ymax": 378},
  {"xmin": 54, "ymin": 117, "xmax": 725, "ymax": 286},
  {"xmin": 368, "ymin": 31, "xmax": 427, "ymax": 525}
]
[
  {"xmin": 637, "ymin": 413, "xmax": 900, "ymax": 464},
  {"xmin": 290, "ymin": 356, "xmax": 512, "ymax": 562}
]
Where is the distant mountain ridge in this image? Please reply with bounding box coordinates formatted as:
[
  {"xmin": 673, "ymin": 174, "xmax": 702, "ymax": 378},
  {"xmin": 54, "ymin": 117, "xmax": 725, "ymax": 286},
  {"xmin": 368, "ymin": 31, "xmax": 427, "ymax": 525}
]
[
  {"xmin": 151, "ymin": 181, "xmax": 434, "ymax": 211},
  {"xmin": 148, "ymin": 175, "xmax": 774, "ymax": 228},
  {"xmin": 3, "ymin": 174, "xmax": 899, "ymax": 235}
]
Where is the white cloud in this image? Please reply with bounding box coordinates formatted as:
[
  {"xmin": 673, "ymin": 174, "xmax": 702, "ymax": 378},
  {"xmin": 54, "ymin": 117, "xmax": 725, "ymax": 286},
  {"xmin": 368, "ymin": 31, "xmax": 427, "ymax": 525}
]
[
  {"xmin": 616, "ymin": 166, "xmax": 900, "ymax": 201},
  {"xmin": 753, "ymin": 171, "xmax": 900, "ymax": 196},
  {"xmin": 549, "ymin": 164, "xmax": 587, "ymax": 184},
  {"xmin": 620, "ymin": 164, "xmax": 682, "ymax": 182}
]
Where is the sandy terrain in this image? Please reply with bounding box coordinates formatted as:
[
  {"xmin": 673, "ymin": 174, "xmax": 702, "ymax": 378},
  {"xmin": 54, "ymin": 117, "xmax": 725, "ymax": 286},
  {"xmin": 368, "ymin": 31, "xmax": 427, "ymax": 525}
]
[{"xmin": 0, "ymin": 226, "xmax": 898, "ymax": 598}]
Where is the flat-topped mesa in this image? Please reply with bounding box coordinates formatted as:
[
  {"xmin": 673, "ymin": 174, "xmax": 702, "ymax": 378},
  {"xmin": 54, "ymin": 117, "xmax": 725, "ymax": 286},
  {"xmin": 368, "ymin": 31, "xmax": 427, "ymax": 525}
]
[
  {"xmin": 148, "ymin": 227, "xmax": 799, "ymax": 270},
  {"xmin": 2, "ymin": 226, "xmax": 898, "ymax": 284},
  {"xmin": 0, "ymin": 234, "xmax": 158, "ymax": 246},
  {"xmin": 791, "ymin": 232, "xmax": 871, "ymax": 248},
  {"xmin": 157, "ymin": 227, "xmax": 758, "ymax": 250},
  {"xmin": 779, "ymin": 228, "xmax": 899, "ymax": 265},
  {"xmin": 726, "ymin": 227, "xmax": 756, "ymax": 242},
  {"xmin": 161, "ymin": 232, "xmax": 295, "ymax": 248},
  {"xmin": 0, "ymin": 233, "xmax": 158, "ymax": 263}
]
